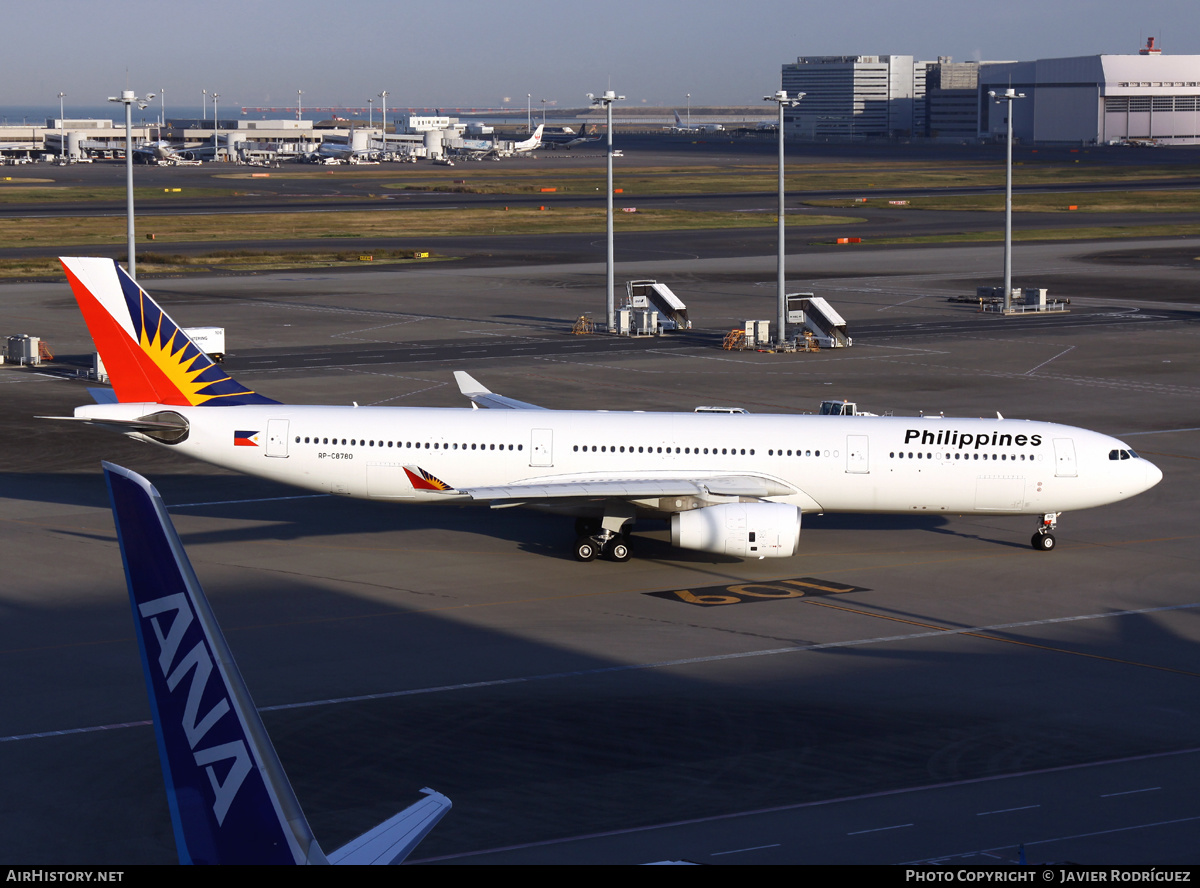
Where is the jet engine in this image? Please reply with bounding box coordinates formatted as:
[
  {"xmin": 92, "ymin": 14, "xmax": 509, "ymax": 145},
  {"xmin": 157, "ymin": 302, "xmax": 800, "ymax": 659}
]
[{"xmin": 671, "ymin": 502, "xmax": 801, "ymax": 558}]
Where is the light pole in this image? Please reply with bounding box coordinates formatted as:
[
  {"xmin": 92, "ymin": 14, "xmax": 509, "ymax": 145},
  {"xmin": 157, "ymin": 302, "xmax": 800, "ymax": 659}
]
[
  {"xmin": 368, "ymin": 97, "xmax": 373, "ymax": 129},
  {"xmin": 297, "ymin": 89, "xmax": 303, "ymax": 122},
  {"xmin": 989, "ymin": 88, "xmax": 1025, "ymax": 312},
  {"xmin": 541, "ymin": 97, "xmax": 547, "ymax": 127},
  {"xmin": 159, "ymin": 88, "xmax": 165, "ymax": 132},
  {"xmin": 764, "ymin": 89, "xmax": 803, "ymax": 345},
  {"xmin": 107, "ymin": 89, "xmax": 155, "ymax": 280},
  {"xmin": 588, "ymin": 90, "xmax": 623, "ymax": 332},
  {"xmin": 212, "ymin": 93, "xmax": 220, "ymax": 160},
  {"xmin": 527, "ymin": 94, "xmax": 531, "ymax": 133},
  {"xmin": 57, "ymin": 92, "xmax": 66, "ymax": 164},
  {"xmin": 379, "ymin": 90, "xmax": 388, "ymax": 154},
  {"xmin": 686, "ymin": 93, "xmax": 690, "ymax": 130},
  {"xmin": 202, "ymin": 88, "xmax": 207, "ymax": 131}
]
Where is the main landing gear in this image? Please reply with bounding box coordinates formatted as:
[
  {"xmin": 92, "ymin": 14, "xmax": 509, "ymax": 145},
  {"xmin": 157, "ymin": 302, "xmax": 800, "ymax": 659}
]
[
  {"xmin": 1031, "ymin": 512, "xmax": 1060, "ymax": 551},
  {"xmin": 574, "ymin": 515, "xmax": 633, "ymax": 562}
]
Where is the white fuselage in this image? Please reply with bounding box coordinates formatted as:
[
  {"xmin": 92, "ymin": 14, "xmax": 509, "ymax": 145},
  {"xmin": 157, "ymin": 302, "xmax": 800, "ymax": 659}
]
[{"xmin": 78, "ymin": 403, "xmax": 1162, "ymax": 517}]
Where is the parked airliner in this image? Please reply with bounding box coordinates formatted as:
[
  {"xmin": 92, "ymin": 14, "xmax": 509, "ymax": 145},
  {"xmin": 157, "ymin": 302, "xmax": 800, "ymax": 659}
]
[{"xmin": 54, "ymin": 258, "xmax": 1161, "ymax": 562}]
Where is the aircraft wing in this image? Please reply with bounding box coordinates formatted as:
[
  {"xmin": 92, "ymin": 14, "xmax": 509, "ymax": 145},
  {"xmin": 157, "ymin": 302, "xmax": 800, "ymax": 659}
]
[
  {"xmin": 405, "ymin": 466, "xmax": 796, "ymax": 502},
  {"xmin": 454, "ymin": 371, "xmax": 547, "ymax": 410}
]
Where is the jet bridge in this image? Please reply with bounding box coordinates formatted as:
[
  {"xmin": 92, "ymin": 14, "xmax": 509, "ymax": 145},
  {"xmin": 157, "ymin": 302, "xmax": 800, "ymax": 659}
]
[
  {"xmin": 625, "ymin": 280, "xmax": 691, "ymax": 332},
  {"xmin": 788, "ymin": 293, "xmax": 851, "ymax": 348}
]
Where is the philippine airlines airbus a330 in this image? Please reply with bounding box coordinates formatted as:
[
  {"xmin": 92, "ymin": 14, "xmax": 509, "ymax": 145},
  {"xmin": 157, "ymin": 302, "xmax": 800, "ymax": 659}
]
[{"xmin": 52, "ymin": 257, "xmax": 1162, "ymax": 562}]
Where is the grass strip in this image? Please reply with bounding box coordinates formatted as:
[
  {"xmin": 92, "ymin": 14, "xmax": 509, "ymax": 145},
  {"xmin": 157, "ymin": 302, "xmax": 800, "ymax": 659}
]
[{"xmin": 0, "ymin": 206, "xmax": 860, "ymax": 250}]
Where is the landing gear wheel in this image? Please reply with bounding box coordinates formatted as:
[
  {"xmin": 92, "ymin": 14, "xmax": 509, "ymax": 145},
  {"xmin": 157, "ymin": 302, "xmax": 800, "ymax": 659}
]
[
  {"xmin": 607, "ymin": 540, "xmax": 631, "ymax": 562},
  {"xmin": 574, "ymin": 538, "xmax": 599, "ymax": 562},
  {"xmin": 1031, "ymin": 531, "xmax": 1056, "ymax": 551}
]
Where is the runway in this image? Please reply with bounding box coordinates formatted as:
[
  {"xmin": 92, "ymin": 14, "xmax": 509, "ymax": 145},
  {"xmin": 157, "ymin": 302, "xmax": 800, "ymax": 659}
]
[{"xmin": 1, "ymin": 227, "xmax": 1197, "ymax": 863}]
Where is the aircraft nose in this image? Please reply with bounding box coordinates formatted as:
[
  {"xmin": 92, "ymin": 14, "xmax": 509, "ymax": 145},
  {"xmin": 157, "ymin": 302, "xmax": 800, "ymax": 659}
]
[{"xmin": 1143, "ymin": 458, "xmax": 1163, "ymax": 491}]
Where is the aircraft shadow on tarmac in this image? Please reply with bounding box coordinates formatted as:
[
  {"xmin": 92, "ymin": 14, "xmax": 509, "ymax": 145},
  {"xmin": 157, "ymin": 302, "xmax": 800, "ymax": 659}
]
[
  {"xmin": 4, "ymin": 470, "xmax": 1052, "ymax": 560},
  {"xmin": 2, "ymin": 465, "xmax": 1055, "ymax": 566},
  {"xmin": 8, "ymin": 556, "xmax": 1194, "ymax": 865}
]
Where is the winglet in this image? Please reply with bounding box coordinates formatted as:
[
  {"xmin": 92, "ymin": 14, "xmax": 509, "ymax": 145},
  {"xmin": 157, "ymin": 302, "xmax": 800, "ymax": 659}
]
[
  {"xmin": 453, "ymin": 370, "xmax": 491, "ymax": 398},
  {"xmin": 104, "ymin": 462, "xmax": 449, "ymax": 864},
  {"xmin": 452, "ymin": 371, "xmax": 546, "ymax": 410}
]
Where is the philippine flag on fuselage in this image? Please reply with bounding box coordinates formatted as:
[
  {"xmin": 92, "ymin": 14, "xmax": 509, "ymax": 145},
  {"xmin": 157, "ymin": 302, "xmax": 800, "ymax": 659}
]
[{"xmin": 234, "ymin": 430, "xmax": 260, "ymax": 447}]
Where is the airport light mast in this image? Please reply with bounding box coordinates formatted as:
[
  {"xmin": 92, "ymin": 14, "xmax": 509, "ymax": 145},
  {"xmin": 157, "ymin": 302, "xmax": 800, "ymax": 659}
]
[
  {"xmin": 212, "ymin": 93, "xmax": 220, "ymax": 160},
  {"xmin": 764, "ymin": 89, "xmax": 803, "ymax": 346},
  {"xmin": 107, "ymin": 89, "xmax": 155, "ymax": 280},
  {"xmin": 589, "ymin": 90, "xmax": 623, "ymax": 332},
  {"xmin": 57, "ymin": 92, "xmax": 66, "ymax": 165},
  {"xmin": 989, "ymin": 87, "xmax": 1025, "ymax": 313},
  {"xmin": 379, "ymin": 90, "xmax": 388, "ymax": 155},
  {"xmin": 297, "ymin": 89, "xmax": 303, "ymax": 122}
]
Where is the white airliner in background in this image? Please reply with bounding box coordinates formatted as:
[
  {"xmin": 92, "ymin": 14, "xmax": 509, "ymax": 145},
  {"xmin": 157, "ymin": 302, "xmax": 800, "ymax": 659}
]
[
  {"xmin": 52, "ymin": 258, "xmax": 1162, "ymax": 562},
  {"xmin": 670, "ymin": 111, "xmax": 725, "ymax": 134},
  {"xmin": 513, "ymin": 124, "xmax": 544, "ymax": 152}
]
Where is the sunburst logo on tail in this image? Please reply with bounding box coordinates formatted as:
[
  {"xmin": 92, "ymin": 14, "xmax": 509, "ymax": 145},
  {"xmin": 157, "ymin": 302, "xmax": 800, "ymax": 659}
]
[{"xmin": 61, "ymin": 258, "xmax": 277, "ymax": 407}]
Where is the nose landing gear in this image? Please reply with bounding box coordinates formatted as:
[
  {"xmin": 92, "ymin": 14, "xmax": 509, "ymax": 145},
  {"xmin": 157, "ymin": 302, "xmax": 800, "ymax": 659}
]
[{"xmin": 1031, "ymin": 512, "xmax": 1060, "ymax": 551}]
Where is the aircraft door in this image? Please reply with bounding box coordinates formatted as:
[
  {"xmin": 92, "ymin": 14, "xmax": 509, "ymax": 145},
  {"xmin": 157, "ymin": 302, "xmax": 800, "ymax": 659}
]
[
  {"xmin": 266, "ymin": 419, "xmax": 289, "ymax": 458},
  {"xmin": 846, "ymin": 435, "xmax": 869, "ymax": 474},
  {"xmin": 1053, "ymin": 438, "xmax": 1077, "ymax": 477},
  {"xmin": 530, "ymin": 428, "xmax": 553, "ymax": 467}
]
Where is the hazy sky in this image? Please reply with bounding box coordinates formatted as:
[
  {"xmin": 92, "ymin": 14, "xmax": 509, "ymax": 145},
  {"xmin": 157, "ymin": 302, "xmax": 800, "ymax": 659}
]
[{"xmin": 5, "ymin": 0, "xmax": 1196, "ymax": 112}]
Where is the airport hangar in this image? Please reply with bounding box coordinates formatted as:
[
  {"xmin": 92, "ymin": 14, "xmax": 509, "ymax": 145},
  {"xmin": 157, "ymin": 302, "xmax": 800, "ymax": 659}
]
[{"xmin": 781, "ymin": 49, "xmax": 1200, "ymax": 146}]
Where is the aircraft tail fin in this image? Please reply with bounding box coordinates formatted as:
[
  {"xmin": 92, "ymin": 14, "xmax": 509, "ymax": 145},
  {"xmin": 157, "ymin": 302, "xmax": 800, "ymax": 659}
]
[
  {"xmin": 104, "ymin": 462, "xmax": 449, "ymax": 865},
  {"xmin": 673, "ymin": 111, "xmax": 683, "ymax": 127},
  {"xmin": 106, "ymin": 461, "xmax": 325, "ymax": 864},
  {"xmin": 61, "ymin": 257, "xmax": 277, "ymax": 407}
]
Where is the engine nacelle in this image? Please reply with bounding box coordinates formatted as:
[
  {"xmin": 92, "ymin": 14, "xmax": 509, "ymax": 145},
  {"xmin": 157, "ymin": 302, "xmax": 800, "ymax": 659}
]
[{"xmin": 671, "ymin": 502, "xmax": 802, "ymax": 558}]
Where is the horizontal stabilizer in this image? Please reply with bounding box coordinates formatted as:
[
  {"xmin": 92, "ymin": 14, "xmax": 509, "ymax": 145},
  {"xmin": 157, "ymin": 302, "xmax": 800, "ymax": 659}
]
[
  {"xmin": 453, "ymin": 371, "xmax": 546, "ymax": 410},
  {"xmin": 327, "ymin": 789, "xmax": 452, "ymax": 865},
  {"xmin": 39, "ymin": 413, "xmax": 189, "ymax": 434}
]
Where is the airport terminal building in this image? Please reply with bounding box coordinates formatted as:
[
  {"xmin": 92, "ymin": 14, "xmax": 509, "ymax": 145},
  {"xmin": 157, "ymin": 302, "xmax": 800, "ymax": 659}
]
[
  {"xmin": 782, "ymin": 45, "xmax": 1200, "ymax": 147},
  {"xmin": 781, "ymin": 55, "xmax": 930, "ymax": 139}
]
